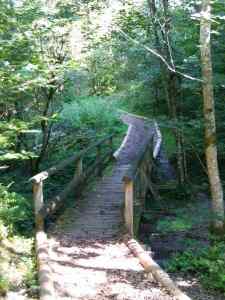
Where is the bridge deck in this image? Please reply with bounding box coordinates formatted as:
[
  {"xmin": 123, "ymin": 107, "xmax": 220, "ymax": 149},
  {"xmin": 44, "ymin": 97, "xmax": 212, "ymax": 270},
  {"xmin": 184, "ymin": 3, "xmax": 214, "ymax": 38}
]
[{"xmin": 46, "ymin": 115, "xmax": 174, "ymax": 299}]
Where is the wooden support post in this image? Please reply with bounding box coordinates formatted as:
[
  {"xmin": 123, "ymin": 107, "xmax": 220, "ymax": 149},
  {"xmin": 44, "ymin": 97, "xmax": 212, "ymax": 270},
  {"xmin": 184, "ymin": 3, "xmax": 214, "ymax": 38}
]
[
  {"xmin": 32, "ymin": 180, "xmax": 55, "ymax": 300},
  {"xmin": 33, "ymin": 180, "xmax": 44, "ymax": 231},
  {"xmin": 75, "ymin": 158, "xmax": 83, "ymax": 179},
  {"xmin": 97, "ymin": 145, "xmax": 102, "ymax": 176},
  {"xmin": 124, "ymin": 180, "xmax": 134, "ymax": 236},
  {"xmin": 109, "ymin": 136, "xmax": 113, "ymax": 157}
]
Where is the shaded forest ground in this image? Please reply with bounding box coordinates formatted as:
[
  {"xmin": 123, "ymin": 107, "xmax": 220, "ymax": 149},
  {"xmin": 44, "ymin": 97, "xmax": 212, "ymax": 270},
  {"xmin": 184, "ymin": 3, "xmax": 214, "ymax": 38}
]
[{"xmin": 139, "ymin": 149, "xmax": 225, "ymax": 299}]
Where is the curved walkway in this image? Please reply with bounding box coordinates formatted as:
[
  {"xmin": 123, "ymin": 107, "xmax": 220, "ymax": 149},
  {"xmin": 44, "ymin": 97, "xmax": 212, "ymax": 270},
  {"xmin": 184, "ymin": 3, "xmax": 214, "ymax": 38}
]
[{"xmin": 46, "ymin": 114, "xmax": 175, "ymax": 299}]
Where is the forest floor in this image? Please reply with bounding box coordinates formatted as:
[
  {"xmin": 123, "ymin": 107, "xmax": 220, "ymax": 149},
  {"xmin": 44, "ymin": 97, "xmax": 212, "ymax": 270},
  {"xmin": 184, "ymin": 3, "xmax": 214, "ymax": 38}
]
[
  {"xmin": 139, "ymin": 190, "xmax": 225, "ymax": 300},
  {"xmin": 0, "ymin": 237, "xmax": 37, "ymax": 300}
]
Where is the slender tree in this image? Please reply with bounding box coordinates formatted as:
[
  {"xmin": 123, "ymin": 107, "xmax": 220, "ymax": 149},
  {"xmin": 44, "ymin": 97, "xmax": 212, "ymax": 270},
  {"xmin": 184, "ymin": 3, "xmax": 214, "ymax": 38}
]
[
  {"xmin": 200, "ymin": 0, "xmax": 224, "ymax": 232},
  {"xmin": 147, "ymin": 0, "xmax": 186, "ymax": 184}
]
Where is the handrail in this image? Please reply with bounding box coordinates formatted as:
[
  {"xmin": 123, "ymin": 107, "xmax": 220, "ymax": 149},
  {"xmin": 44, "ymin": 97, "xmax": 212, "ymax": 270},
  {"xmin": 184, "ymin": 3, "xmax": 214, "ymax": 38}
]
[
  {"xmin": 30, "ymin": 133, "xmax": 115, "ymax": 222},
  {"xmin": 30, "ymin": 134, "xmax": 115, "ymax": 184},
  {"xmin": 123, "ymin": 137, "xmax": 153, "ymax": 182},
  {"xmin": 122, "ymin": 123, "xmax": 162, "ymax": 236},
  {"xmin": 122, "ymin": 122, "xmax": 161, "ymax": 182},
  {"xmin": 153, "ymin": 121, "xmax": 162, "ymax": 159},
  {"xmin": 31, "ymin": 133, "xmax": 115, "ymax": 300}
]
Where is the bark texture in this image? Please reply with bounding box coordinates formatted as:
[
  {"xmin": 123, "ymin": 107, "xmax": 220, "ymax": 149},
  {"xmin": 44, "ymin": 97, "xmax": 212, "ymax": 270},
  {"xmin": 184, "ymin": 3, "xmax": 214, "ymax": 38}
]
[{"xmin": 200, "ymin": 0, "xmax": 224, "ymax": 232}]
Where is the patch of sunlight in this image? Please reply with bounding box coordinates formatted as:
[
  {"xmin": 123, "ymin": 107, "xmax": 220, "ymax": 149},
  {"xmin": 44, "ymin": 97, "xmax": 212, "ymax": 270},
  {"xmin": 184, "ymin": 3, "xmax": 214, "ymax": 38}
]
[{"xmin": 176, "ymin": 279, "xmax": 197, "ymax": 287}]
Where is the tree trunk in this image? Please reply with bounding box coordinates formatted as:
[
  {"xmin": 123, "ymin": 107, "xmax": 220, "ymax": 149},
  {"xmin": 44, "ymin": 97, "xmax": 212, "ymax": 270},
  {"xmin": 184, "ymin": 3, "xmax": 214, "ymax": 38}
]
[
  {"xmin": 31, "ymin": 88, "xmax": 55, "ymax": 174},
  {"xmin": 168, "ymin": 73, "xmax": 185, "ymax": 185},
  {"xmin": 147, "ymin": 0, "xmax": 171, "ymax": 113},
  {"xmin": 200, "ymin": 0, "xmax": 224, "ymax": 233},
  {"xmin": 147, "ymin": 0, "xmax": 186, "ymax": 184}
]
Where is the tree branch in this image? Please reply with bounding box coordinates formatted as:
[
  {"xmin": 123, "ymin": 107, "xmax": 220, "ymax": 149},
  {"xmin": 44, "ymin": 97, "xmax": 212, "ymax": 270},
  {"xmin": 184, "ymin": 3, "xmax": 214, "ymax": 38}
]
[{"xmin": 118, "ymin": 29, "xmax": 202, "ymax": 82}]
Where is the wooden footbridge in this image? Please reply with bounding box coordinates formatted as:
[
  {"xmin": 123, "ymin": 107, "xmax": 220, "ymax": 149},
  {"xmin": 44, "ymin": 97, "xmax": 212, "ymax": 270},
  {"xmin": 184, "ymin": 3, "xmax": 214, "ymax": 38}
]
[{"xmin": 30, "ymin": 114, "xmax": 191, "ymax": 300}]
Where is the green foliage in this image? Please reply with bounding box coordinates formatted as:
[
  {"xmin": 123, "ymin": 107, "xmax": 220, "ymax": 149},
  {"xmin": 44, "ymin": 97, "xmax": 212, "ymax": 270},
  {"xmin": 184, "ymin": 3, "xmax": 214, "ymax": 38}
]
[
  {"xmin": 160, "ymin": 128, "xmax": 176, "ymax": 158},
  {"xmin": 23, "ymin": 255, "xmax": 38, "ymax": 297},
  {"xmin": 0, "ymin": 184, "xmax": 33, "ymax": 234},
  {"xmin": 60, "ymin": 96, "xmax": 125, "ymax": 136},
  {"xmin": 167, "ymin": 241, "xmax": 225, "ymax": 294},
  {"xmin": 0, "ymin": 275, "xmax": 10, "ymax": 296},
  {"xmin": 0, "ymin": 219, "xmax": 8, "ymax": 240},
  {"xmin": 0, "ymin": 0, "xmax": 79, "ymax": 170},
  {"xmin": 157, "ymin": 217, "xmax": 192, "ymax": 233}
]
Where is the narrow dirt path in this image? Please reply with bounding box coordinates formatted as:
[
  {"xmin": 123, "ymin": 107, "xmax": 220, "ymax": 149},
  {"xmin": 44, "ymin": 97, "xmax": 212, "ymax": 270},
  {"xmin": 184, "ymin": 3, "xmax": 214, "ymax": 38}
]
[{"xmin": 46, "ymin": 114, "xmax": 176, "ymax": 299}]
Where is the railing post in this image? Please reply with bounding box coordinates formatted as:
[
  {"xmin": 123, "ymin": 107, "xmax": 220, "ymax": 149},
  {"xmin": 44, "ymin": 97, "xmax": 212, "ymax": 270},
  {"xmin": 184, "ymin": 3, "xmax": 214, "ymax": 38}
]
[
  {"xmin": 75, "ymin": 158, "xmax": 83, "ymax": 179},
  {"xmin": 33, "ymin": 180, "xmax": 44, "ymax": 231},
  {"xmin": 124, "ymin": 179, "xmax": 134, "ymax": 236},
  {"xmin": 97, "ymin": 145, "xmax": 102, "ymax": 176},
  {"xmin": 32, "ymin": 178, "xmax": 55, "ymax": 300},
  {"xmin": 109, "ymin": 136, "xmax": 114, "ymax": 157}
]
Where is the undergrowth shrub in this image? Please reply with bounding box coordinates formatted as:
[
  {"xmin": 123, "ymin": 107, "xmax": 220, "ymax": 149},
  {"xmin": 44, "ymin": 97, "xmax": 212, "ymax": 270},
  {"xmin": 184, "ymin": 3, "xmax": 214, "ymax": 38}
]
[
  {"xmin": 0, "ymin": 183, "xmax": 33, "ymax": 235},
  {"xmin": 0, "ymin": 275, "xmax": 10, "ymax": 296},
  {"xmin": 167, "ymin": 240, "xmax": 225, "ymax": 294},
  {"xmin": 60, "ymin": 96, "xmax": 125, "ymax": 136}
]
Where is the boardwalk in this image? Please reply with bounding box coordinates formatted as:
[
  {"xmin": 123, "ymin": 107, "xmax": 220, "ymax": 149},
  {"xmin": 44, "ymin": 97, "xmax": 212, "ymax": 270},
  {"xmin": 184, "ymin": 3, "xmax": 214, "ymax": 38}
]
[{"xmin": 46, "ymin": 114, "xmax": 175, "ymax": 299}]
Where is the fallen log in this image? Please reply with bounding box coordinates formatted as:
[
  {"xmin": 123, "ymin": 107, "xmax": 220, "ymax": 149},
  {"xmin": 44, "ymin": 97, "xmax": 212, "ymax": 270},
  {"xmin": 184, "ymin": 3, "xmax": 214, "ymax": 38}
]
[
  {"xmin": 125, "ymin": 238, "xmax": 191, "ymax": 300},
  {"xmin": 36, "ymin": 230, "xmax": 54, "ymax": 300},
  {"xmin": 33, "ymin": 181, "xmax": 55, "ymax": 300}
]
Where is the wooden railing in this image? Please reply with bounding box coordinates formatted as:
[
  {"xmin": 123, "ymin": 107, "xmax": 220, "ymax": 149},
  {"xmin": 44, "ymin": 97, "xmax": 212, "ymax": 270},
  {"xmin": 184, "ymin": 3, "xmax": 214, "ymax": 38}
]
[
  {"xmin": 30, "ymin": 134, "xmax": 115, "ymax": 230},
  {"xmin": 123, "ymin": 124, "xmax": 162, "ymax": 236},
  {"xmin": 30, "ymin": 134, "xmax": 115, "ymax": 300}
]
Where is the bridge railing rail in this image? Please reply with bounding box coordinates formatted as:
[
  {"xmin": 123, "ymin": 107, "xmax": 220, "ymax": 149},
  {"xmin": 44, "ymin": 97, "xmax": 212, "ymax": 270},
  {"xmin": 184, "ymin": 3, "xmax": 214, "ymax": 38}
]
[
  {"xmin": 30, "ymin": 134, "xmax": 115, "ymax": 230},
  {"xmin": 122, "ymin": 123, "xmax": 162, "ymax": 236}
]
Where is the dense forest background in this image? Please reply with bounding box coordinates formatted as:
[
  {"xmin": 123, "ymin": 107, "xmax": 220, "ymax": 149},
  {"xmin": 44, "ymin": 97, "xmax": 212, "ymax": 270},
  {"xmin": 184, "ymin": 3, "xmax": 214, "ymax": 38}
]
[{"xmin": 0, "ymin": 0, "xmax": 225, "ymax": 299}]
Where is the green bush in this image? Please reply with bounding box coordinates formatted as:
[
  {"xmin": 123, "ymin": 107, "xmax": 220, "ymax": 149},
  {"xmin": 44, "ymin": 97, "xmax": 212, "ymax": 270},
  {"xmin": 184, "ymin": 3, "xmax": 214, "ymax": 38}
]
[
  {"xmin": 0, "ymin": 275, "xmax": 10, "ymax": 296},
  {"xmin": 157, "ymin": 217, "xmax": 192, "ymax": 233},
  {"xmin": 167, "ymin": 241, "xmax": 225, "ymax": 294},
  {"xmin": 0, "ymin": 184, "xmax": 33, "ymax": 235},
  {"xmin": 60, "ymin": 96, "xmax": 124, "ymax": 136}
]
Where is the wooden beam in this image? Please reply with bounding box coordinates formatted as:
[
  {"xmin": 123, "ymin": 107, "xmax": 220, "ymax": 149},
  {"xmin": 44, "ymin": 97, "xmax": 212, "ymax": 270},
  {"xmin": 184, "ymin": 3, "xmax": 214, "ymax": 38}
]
[
  {"xmin": 124, "ymin": 180, "xmax": 134, "ymax": 236},
  {"xmin": 39, "ymin": 150, "xmax": 113, "ymax": 219},
  {"xmin": 125, "ymin": 238, "xmax": 191, "ymax": 300},
  {"xmin": 75, "ymin": 158, "xmax": 83, "ymax": 179},
  {"xmin": 36, "ymin": 231, "xmax": 55, "ymax": 300},
  {"xmin": 33, "ymin": 181, "xmax": 54, "ymax": 300},
  {"xmin": 33, "ymin": 181, "xmax": 44, "ymax": 231},
  {"xmin": 30, "ymin": 133, "xmax": 115, "ymax": 183},
  {"xmin": 97, "ymin": 145, "xmax": 102, "ymax": 176}
]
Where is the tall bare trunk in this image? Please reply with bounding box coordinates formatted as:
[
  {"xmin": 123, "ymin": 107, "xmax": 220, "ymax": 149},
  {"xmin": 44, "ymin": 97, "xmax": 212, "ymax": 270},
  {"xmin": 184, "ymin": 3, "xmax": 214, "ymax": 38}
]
[
  {"xmin": 200, "ymin": 0, "xmax": 224, "ymax": 232},
  {"xmin": 147, "ymin": 0, "xmax": 171, "ymax": 112},
  {"xmin": 147, "ymin": 0, "xmax": 186, "ymax": 184}
]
